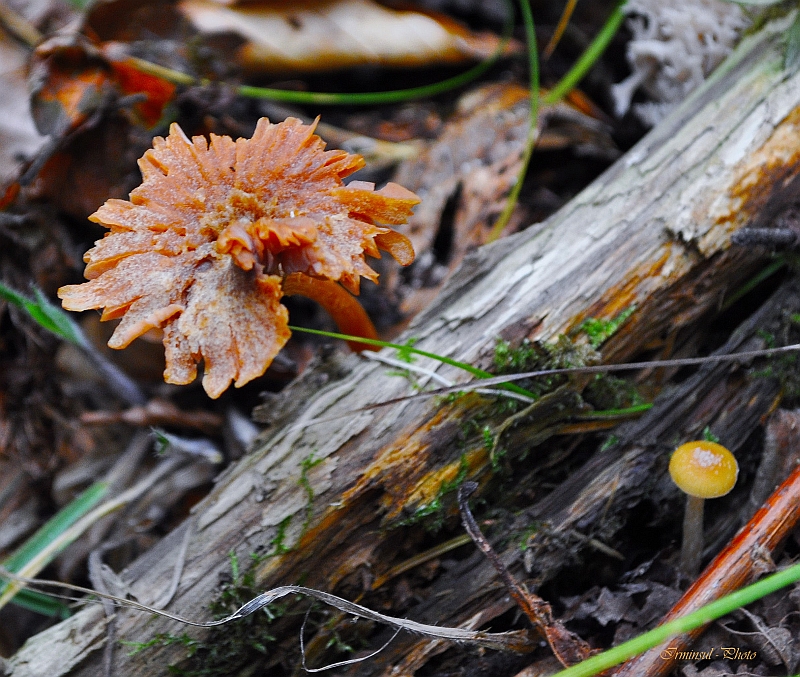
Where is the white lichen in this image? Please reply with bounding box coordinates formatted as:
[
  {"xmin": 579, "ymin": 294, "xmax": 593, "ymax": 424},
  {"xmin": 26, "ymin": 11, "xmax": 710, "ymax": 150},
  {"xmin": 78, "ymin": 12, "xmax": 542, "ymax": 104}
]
[{"xmin": 612, "ymin": 0, "xmax": 750, "ymax": 126}]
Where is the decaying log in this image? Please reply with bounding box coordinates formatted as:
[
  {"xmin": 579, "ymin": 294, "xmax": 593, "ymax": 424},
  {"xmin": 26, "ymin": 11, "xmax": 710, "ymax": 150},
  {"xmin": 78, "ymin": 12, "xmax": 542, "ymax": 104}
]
[
  {"xmin": 334, "ymin": 274, "xmax": 792, "ymax": 677},
  {"xmin": 8, "ymin": 13, "xmax": 800, "ymax": 677}
]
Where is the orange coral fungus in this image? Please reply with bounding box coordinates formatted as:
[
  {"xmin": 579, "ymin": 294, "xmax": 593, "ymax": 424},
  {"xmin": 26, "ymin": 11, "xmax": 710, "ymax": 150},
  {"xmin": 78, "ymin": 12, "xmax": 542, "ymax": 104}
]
[{"xmin": 58, "ymin": 117, "xmax": 419, "ymax": 398}]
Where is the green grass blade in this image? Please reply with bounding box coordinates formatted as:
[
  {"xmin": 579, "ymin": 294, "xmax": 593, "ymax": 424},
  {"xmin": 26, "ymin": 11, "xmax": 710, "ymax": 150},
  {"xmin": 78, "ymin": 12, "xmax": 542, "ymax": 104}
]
[
  {"xmin": 721, "ymin": 258, "xmax": 785, "ymax": 311},
  {"xmin": 12, "ymin": 588, "xmax": 72, "ymax": 619},
  {"xmin": 1, "ymin": 482, "xmax": 109, "ymax": 600},
  {"xmin": 550, "ymin": 560, "xmax": 800, "ymax": 677},
  {"xmin": 290, "ymin": 325, "xmax": 493, "ymax": 377},
  {"xmin": 0, "ymin": 282, "xmax": 84, "ymax": 346},
  {"xmin": 579, "ymin": 402, "xmax": 652, "ymax": 418},
  {"xmin": 0, "ymin": 458, "xmax": 182, "ymax": 612},
  {"xmin": 543, "ymin": 1, "xmax": 627, "ymax": 105},
  {"xmin": 289, "ymin": 325, "xmax": 537, "ymax": 399},
  {"xmin": 31, "ymin": 288, "xmax": 85, "ymax": 345},
  {"xmin": 786, "ymin": 12, "xmax": 800, "ymax": 72},
  {"xmin": 486, "ymin": 0, "xmax": 539, "ymax": 242}
]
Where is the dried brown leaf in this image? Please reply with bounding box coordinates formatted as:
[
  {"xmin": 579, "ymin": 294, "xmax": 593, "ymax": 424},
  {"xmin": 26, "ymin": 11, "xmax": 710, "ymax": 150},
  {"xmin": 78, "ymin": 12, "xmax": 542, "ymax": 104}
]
[{"xmin": 179, "ymin": 0, "xmax": 510, "ymax": 73}]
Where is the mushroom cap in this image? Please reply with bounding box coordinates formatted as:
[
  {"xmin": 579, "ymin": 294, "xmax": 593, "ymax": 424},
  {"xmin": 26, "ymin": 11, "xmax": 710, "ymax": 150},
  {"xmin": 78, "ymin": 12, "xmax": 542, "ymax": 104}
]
[{"xmin": 669, "ymin": 441, "xmax": 739, "ymax": 499}]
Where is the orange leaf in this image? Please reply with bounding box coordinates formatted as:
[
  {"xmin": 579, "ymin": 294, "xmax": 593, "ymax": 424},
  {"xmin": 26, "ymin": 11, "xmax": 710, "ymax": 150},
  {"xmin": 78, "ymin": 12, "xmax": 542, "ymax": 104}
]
[
  {"xmin": 29, "ymin": 35, "xmax": 113, "ymax": 137},
  {"xmin": 104, "ymin": 49, "xmax": 177, "ymax": 127}
]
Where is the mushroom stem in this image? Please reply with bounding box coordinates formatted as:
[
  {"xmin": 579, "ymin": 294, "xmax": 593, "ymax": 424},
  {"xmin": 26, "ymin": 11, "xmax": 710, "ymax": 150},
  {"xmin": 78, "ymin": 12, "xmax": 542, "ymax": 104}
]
[
  {"xmin": 680, "ymin": 494, "xmax": 705, "ymax": 577},
  {"xmin": 282, "ymin": 273, "xmax": 379, "ymax": 352}
]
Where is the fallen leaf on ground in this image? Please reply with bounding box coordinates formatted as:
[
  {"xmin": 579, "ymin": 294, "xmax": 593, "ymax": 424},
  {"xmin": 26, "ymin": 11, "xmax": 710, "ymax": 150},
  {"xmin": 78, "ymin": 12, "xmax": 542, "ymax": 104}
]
[
  {"xmin": 0, "ymin": 31, "xmax": 47, "ymax": 202},
  {"xmin": 23, "ymin": 33, "xmax": 176, "ymax": 215},
  {"xmin": 28, "ymin": 34, "xmax": 115, "ymax": 139},
  {"xmin": 99, "ymin": 43, "xmax": 177, "ymax": 127},
  {"xmin": 179, "ymin": 0, "xmax": 511, "ymax": 73}
]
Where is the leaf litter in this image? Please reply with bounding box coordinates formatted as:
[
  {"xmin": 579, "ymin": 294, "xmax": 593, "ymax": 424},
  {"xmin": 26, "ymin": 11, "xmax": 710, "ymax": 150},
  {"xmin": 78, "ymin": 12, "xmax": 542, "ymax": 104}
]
[{"xmin": 178, "ymin": 0, "xmax": 516, "ymax": 74}]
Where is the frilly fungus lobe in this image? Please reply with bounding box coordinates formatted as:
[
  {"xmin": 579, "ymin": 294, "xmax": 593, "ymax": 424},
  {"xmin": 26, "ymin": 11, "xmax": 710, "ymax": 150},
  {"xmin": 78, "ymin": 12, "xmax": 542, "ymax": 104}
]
[{"xmin": 59, "ymin": 117, "xmax": 419, "ymax": 398}]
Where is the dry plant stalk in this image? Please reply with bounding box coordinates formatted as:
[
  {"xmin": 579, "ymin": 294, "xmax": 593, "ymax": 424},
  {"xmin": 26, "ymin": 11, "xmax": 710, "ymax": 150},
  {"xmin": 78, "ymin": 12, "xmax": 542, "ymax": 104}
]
[
  {"xmin": 0, "ymin": 570, "xmax": 536, "ymax": 655},
  {"xmin": 59, "ymin": 117, "xmax": 419, "ymax": 397},
  {"xmin": 458, "ymin": 482, "xmax": 592, "ymax": 667}
]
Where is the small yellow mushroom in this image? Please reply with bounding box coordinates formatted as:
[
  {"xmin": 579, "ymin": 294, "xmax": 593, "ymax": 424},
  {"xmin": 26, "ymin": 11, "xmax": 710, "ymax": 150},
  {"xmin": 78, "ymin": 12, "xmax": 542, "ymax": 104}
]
[{"xmin": 669, "ymin": 440, "xmax": 738, "ymax": 577}]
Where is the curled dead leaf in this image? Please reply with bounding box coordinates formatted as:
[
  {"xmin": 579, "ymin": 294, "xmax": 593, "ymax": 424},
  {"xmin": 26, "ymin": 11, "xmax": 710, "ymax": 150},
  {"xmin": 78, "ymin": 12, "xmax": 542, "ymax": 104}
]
[{"xmin": 179, "ymin": 0, "xmax": 512, "ymax": 73}]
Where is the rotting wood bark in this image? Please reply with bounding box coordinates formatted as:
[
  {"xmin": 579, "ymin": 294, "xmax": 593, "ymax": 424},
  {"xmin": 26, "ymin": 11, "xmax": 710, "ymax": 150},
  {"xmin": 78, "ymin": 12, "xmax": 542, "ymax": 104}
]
[{"xmin": 7, "ymin": 13, "xmax": 800, "ymax": 677}]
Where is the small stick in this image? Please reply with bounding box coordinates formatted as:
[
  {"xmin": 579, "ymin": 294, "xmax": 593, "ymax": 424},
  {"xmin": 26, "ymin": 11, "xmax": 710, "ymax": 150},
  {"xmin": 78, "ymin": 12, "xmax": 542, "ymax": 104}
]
[
  {"xmin": 81, "ymin": 399, "xmax": 223, "ymax": 434},
  {"xmin": 612, "ymin": 461, "xmax": 800, "ymax": 677},
  {"xmin": 458, "ymin": 483, "xmax": 550, "ymax": 629},
  {"xmin": 458, "ymin": 482, "xmax": 592, "ymax": 667},
  {"xmin": 294, "ymin": 343, "xmax": 800, "ymax": 429}
]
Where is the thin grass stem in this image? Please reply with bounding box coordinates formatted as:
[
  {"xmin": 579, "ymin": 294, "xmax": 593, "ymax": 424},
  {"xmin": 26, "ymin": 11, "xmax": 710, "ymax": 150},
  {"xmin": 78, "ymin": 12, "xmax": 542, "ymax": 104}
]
[
  {"xmin": 486, "ymin": 0, "xmax": 539, "ymax": 243},
  {"xmin": 543, "ymin": 1, "xmax": 626, "ymax": 105}
]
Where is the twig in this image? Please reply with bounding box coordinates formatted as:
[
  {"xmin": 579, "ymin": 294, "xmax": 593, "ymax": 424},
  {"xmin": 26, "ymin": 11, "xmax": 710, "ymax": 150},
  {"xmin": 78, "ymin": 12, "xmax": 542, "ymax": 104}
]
[
  {"xmin": 731, "ymin": 228, "xmax": 797, "ymax": 247},
  {"xmin": 296, "ymin": 343, "xmax": 800, "ymax": 429},
  {"xmin": 731, "ymin": 206, "xmax": 800, "ymax": 249},
  {"xmin": 458, "ymin": 482, "xmax": 592, "ymax": 667},
  {"xmin": 81, "ymin": 400, "xmax": 223, "ymax": 434}
]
